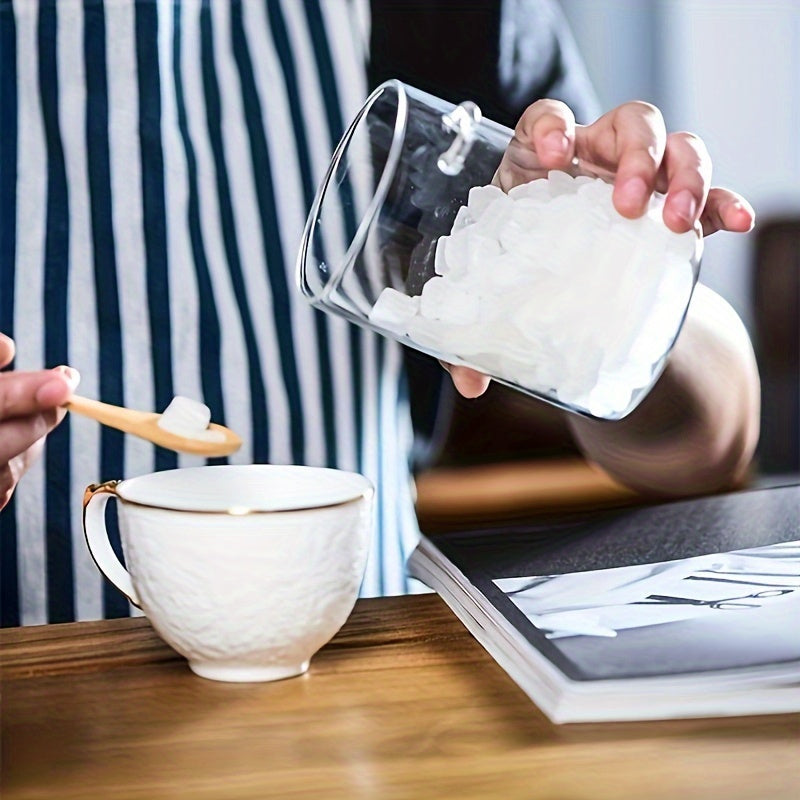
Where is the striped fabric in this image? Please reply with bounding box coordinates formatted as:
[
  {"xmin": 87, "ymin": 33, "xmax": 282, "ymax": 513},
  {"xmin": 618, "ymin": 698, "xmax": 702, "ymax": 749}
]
[{"xmin": 0, "ymin": 0, "xmax": 424, "ymax": 626}]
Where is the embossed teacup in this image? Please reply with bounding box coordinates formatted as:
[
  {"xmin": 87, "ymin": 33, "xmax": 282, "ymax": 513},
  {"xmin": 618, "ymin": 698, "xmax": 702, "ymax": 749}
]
[{"xmin": 83, "ymin": 465, "xmax": 373, "ymax": 682}]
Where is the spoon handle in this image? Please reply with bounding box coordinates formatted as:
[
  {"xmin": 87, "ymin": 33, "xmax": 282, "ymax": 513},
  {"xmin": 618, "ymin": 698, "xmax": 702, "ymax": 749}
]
[{"xmin": 65, "ymin": 395, "xmax": 154, "ymax": 435}]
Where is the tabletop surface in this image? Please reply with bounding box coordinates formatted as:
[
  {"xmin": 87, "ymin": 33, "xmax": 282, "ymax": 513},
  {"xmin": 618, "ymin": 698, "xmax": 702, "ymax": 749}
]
[{"xmin": 2, "ymin": 594, "xmax": 799, "ymax": 800}]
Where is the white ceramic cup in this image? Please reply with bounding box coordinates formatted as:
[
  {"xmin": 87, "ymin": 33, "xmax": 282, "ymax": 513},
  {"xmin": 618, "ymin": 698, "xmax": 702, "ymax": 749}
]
[{"xmin": 83, "ymin": 464, "xmax": 374, "ymax": 682}]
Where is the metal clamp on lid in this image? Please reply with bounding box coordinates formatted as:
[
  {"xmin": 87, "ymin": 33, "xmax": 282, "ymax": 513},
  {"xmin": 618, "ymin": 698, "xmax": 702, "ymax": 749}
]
[{"xmin": 437, "ymin": 101, "xmax": 482, "ymax": 176}]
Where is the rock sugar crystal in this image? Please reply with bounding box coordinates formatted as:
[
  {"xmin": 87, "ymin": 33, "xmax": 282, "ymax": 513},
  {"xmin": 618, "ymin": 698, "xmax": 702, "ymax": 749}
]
[
  {"xmin": 158, "ymin": 396, "xmax": 226, "ymax": 442},
  {"xmin": 368, "ymin": 171, "xmax": 700, "ymax": 418}
]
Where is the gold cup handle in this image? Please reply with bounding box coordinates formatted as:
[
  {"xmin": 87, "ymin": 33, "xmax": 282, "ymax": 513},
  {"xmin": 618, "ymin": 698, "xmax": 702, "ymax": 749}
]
[{"xmin": 82, "ymin": 481, "xmax": 141, "ymax": 608}]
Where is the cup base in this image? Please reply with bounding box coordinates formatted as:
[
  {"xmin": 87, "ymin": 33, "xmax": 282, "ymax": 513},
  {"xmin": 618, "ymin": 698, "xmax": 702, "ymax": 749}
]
[{"xmin": 188, "ymin": 660, "xmax": 310, "ymax": 683}]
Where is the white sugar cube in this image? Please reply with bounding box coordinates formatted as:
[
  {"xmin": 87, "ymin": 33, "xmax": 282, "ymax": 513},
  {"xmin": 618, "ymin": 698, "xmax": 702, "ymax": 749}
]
[
  {"xmin": 467, "ymin": 235, "xmax": 503, "ymax": 274},
  {"xmin": 439, "ymin": 323, "xmax": 491, "ymax": 357},
  {"xmin": 368, "ymin": 288, "xmax": 420, "ymax": 334},
  {"xmin": 486, "ymin": 252, "xmax": 534, "ymax": 289},
  {"xmin": 499, "ymin": 218, "xmax": 547, "ymax": 258},
  {"xmin": 509, "ymin": 178, "xmax": 550, "ymax": 202},
  {"xmin": 158, "ymin": 395, "xmax": 211, "ymax": 435},
  {"xmin": 406, "ymin": 315, "xmax": 448, "ymax": 351},
  {"xmin": 577, "ymin": 177, "xmax": 612, "ymax": 205},
  {"xmin": 472, "ymin": 193, "xmax": 514, "ymax": 239},
  {"xmin": 510, "ymin": 198, "xmax": 542, "ymax": 221},
  {"xmin": 547, "ymin": 169, "xmax": 576, "ymax": 196},
  {"xmin": 510, "ymin": 275, "xmax": 564, "ymax": 334},
  {"xmin": 419, "ymin": 276, "xmax": 449, "ymax": 316},
  {"xmin": 420, "ymin": 277, "xmax": 480, "ymax": 326},
  {"xmin": 467, "ymin": 184, "xmax": 505, "ymax": 218},
  {"xmin": 434, "ymin": 236, "xmax": 448, "ymax": 276},
  {"xmin": 442, "ymin": 228, "xmax": 475, "ymax": 278},
  {"xmin": 158, "ymin": 396, "xmax": 225, "ymax": 442},
  {"xmin": 451, "ymin": 205, "xmax": 474, "ymax": 231},
  {"xmin": 586, "ymin": 379, "xmax": 635, "ymax": 419}
]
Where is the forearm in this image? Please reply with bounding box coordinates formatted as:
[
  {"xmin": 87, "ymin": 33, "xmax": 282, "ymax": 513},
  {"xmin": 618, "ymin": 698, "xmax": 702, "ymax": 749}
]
[{"xmin": 567, "ymin": 284, "xmax": 760, "ymax": 497}]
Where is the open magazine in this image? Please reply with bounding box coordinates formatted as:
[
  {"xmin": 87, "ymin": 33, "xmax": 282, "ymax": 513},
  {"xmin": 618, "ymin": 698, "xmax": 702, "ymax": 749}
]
[{"xmin": 407, "ymin": 483, "xmax": 800, "ymax": 723}]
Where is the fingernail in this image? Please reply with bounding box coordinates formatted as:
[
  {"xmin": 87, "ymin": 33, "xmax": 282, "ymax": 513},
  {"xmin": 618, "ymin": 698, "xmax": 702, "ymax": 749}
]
[
  {"xmin": 542, "ymin": 131, "xmax": 569, "ymax": 157},
  {"xmin": 725, "ymin": 200, "xmax": 755, "ymax": 230},
  {"xmin": 670, "ymin": 189, "xmax": 697, "ymax": 222},
  {"xmin": 53, "ymin": 365, "xmax": 81, "ymax": 388},
  {"xmin": 616, "ymin": 177, "xmax": 648, "ymax": 210},
  {"xmin": 726, "ymin": 200, "xmax": 748, "ymax": 216}
]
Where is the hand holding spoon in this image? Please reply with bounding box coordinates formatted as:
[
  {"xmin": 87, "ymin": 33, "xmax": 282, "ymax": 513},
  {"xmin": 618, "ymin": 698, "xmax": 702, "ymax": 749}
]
[{"xmin": 65, "ymin": 395, "xmax": 242, "ymax": 457}]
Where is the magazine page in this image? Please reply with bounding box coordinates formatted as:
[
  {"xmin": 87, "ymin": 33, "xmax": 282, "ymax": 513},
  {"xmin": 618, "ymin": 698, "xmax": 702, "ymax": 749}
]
[{"xmin": 495, "ymin": 541, "xmax": 800, "ymax": 680}]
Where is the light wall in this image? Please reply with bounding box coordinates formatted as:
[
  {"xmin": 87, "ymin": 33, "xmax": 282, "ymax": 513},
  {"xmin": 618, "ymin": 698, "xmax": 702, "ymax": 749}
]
[{"xmin": 559, "ymin": 0, "xmax": 800, "ymax": 330}]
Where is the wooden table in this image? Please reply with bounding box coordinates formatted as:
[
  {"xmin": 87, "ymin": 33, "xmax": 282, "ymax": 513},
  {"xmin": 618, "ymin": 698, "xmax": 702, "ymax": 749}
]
[
  {"xmin": 2, "ymin": 595, "xmax": 798, "ymax": 800},
  {"xmin": 414, "ymin": 457, "xmax": 640, "ymax": 532}
]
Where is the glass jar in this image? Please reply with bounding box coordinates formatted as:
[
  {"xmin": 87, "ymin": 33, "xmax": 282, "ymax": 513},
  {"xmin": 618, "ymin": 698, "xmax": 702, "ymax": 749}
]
[{"xmin": 296, "ymin": 80, "xmax": 702, "ymax": 420}]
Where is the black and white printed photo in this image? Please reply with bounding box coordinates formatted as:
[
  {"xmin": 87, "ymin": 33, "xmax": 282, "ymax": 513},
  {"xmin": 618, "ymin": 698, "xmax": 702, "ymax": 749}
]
[{"xmin": 495, "ymin": 541, "xmax": 800, "ymax": 680}]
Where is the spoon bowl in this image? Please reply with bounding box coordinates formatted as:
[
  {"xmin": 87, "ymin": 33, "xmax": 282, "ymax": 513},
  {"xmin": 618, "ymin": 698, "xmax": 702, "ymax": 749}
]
[{"xmin": 65, "ymin": 395, "xmax": 242, "ymax": 457}]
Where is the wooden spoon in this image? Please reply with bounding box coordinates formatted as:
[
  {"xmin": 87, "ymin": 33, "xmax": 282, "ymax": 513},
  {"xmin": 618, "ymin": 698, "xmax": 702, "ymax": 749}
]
[{"xmin": 65, "ymin": 395, "xmax": 242, "ymax": 457}]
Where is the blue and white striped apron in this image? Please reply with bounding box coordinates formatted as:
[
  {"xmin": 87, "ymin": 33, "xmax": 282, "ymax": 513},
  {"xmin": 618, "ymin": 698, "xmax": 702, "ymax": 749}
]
[{"xmin": 0, "ymin": 0, "xmax": 423, "ymax": 626}]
